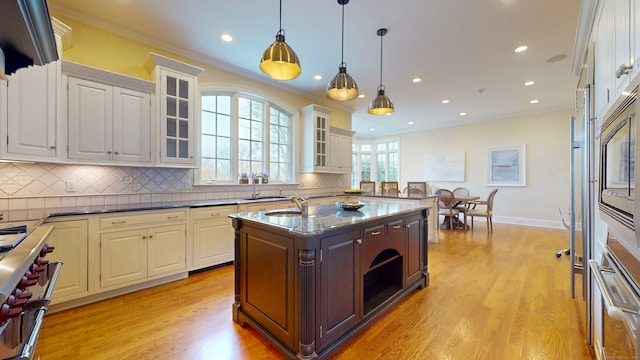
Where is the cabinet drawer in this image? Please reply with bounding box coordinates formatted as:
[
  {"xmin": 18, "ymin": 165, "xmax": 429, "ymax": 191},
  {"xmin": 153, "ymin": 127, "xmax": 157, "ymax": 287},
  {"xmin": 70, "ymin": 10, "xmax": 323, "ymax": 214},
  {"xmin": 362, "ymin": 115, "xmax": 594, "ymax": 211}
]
[
  {"xmin": 191, "ymin": 205, "xmax": 237, "ymax": 222},
  {"xmin": 100, "ymin": 210, "xmax": 186, "ymax": 230},
  {"xmin": 364, "ymin": 224, "xmax": 385, "ymax": 240},
  {"xmin": 387, "ymin": 219, "xmax": 404, "ymax": 235}
]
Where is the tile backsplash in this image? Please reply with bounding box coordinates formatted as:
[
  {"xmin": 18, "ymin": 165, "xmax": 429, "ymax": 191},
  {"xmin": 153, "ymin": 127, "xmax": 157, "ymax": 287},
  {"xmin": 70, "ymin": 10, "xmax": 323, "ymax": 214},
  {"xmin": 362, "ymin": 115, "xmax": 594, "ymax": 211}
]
[{"xmin": 0, "ymin": 162, "xmax": 350, "ymax": 221}]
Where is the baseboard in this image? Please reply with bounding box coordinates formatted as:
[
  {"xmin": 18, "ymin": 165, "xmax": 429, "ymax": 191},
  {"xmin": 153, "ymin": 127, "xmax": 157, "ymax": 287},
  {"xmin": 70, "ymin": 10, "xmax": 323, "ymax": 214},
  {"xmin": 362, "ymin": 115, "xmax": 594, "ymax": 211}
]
[{"xmin": 491, "ymin": 215, "xmax": 567, "ymax": 230}]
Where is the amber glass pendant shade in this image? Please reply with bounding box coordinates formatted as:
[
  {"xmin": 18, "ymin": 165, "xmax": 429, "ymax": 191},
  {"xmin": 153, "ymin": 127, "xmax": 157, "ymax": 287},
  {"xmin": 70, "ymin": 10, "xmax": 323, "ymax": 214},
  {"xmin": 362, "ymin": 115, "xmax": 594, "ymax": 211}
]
[
  {"xmin": 326, "ymin": 0, "xmax": 358, "ymax": 100},
  {"xmin": 260, "ymin": 31, "xmax": 301, "ymax": 80},
  {"xmin": 368, "ymin": 85, "xmax": 394, "ymax": 115}
]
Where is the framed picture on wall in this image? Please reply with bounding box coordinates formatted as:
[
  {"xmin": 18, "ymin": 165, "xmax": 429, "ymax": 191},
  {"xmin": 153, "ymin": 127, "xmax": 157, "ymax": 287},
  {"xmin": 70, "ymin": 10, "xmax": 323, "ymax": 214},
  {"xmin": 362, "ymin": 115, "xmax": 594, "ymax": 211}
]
[{"xmin": 486, "ymin": 144, "xmax": 526, "ymax": 186}]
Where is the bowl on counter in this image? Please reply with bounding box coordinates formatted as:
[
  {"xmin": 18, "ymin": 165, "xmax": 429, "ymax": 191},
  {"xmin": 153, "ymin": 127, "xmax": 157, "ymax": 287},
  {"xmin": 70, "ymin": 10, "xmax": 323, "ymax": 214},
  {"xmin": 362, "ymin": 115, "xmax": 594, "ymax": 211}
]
[{"xmin": 335, "ymin": 201, "xmax": 365, "ymax": 211}]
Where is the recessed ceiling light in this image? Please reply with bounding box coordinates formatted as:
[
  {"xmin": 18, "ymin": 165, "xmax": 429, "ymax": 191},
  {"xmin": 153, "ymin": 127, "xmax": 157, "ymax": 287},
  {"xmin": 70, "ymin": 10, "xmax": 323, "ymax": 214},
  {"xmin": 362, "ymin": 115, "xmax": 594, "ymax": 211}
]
[
  {"xmin": 530, "ymin": 99, "xmax": 539, "ymax": 104},
  {"xmin": 514, "ymin": 45, "xmax": 528, "ymax": 53},
  {"xmin": 369, "ymin": 128, "xmax": 375, "ymax": 131},
  {"xmin": 408, "ymin": 121, "xmax": 414, "ymax": 125},
  {"xmin": 358, "ymin": 94, "xmax": 365, "ymax": 99},
  {"xmin": 412, "ymin": 77, "xmax": 422, "ymax": 83},
  {"xmin": 459, "ymin": 112, "xmax": 467, "ymax": 116},
  {"xmin": 314, "ymin": 75, "xmax": 322, "ymax": 80},
  {"xmin": 524, "ymin": 81, "xmax": 535, "ymax": 86},
  {"xmin": 221, "ymin": 33, "xmax": 233, "ymax": 42},
  {"xmin": 442, "ymin": 99, "xmax": 450, "ymax": 104}
]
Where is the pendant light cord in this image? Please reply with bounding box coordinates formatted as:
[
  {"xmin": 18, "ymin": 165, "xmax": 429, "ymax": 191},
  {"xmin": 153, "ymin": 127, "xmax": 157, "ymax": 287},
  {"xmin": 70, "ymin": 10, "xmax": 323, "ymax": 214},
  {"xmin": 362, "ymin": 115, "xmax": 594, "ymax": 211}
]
[
  {"xmin": 279, "ymin": 0, "xmax": 283, "ymax": 31},
  {"xmin": 341, "ymin": 3, "xmax": 345, "ymax": 65},
  {"xmin": 379, "ymin": 31, "xmax": 384, "ymax": 87}
]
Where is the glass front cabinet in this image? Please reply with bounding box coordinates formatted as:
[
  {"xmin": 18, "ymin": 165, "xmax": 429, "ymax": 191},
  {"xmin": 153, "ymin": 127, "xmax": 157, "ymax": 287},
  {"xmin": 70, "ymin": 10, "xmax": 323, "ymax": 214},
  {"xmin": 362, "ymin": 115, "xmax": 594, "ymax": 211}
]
[{"xmin": 145, "ymin": 53, "xmax": 204, "ymax": 167}]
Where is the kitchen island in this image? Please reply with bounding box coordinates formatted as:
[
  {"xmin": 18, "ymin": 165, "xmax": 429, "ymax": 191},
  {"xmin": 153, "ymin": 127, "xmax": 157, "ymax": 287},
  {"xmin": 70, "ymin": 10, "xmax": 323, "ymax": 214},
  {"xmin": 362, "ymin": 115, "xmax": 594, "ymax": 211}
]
[{"xmin": 230, "ymin": 200, "xmax": 430, "ymax": 359}]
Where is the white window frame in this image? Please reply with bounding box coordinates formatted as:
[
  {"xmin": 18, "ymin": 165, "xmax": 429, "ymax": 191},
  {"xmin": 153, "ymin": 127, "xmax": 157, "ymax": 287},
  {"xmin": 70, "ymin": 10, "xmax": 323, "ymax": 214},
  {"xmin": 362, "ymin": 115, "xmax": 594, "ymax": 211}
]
[
  {"xmin": 196, "ymin": 85, "xmax": 298, "ymax": 185},
  {"xmin": 352, "ymin": 138, "xmax": 400, "ymax": 188}
]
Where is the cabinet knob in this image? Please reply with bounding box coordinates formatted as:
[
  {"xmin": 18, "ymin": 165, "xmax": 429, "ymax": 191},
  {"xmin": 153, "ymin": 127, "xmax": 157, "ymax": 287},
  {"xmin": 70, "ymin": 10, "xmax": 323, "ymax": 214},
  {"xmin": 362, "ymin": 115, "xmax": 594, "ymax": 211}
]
[
  {"xmin": 49, "ymin": 146, "xmax": 56, "ymax": 150},
  {"xmin": 616, "ymin": 64, "xmax": 633, "ymax": 78},
  {"xmin": 356, "ymin": 239, "xmax": 362, "ymax": 244}
]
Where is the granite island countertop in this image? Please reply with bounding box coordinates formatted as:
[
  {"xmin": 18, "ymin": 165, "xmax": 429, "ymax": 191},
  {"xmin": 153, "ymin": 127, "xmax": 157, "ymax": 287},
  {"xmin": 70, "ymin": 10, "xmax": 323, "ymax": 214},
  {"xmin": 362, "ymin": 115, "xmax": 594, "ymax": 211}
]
[{"xmin": 229, "ymin": 200, "xmax": 430, "ymax": 236}]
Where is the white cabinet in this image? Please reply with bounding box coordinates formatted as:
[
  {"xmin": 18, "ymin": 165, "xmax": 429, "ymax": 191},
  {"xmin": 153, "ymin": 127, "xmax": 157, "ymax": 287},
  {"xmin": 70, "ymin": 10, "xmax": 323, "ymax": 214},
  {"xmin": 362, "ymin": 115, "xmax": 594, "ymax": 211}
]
[
  {"xmin": 99, "ymin": 210, "xmax": 187, "ymax": 289},
  {"xmin": 301, "ymin": 104, "xmax": 331, "ymax": 173},
  {"xmin": 45, "ymin": 219, "xmax": 89, "ymax": 304},
  {"xmin": 67, "ymin": 77, "xmax": 151, "ymax": 164},
  {"xmin": 329, "ymin": 126, "xmax": 354, "ymax": 173},
  {"xmin": 613, "ymin": 0, "xmax": 632, "ymax": 98},
  {"xmin": 595, "ymin": 0, "xmax": 614, "ymax": 120},
  {"xmin": 63, "ymin": 61, "xmax": 154, "ymax": 165},
  {"xmin": 0, "ymin": 60, "xmax": 61, "ymax": 162},
  {"xmin": 145, "ymin": 53, "xmax": 203, "ymax": 167},
  {"xmin": 190, "ymin": 205, "xmax": 236, "ymax": 270}
]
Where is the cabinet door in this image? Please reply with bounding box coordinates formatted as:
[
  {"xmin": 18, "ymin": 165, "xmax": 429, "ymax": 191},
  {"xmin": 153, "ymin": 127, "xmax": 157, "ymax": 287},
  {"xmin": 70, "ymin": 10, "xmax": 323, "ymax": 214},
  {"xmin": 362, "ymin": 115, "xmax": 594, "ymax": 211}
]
[
  {"xmin": 314, "ymin": 113, "xmax": 328, "ymax": 170},
  {"xmin": 158, "ymin": 68, "xmax": 195, "ymax": 165},
  {"xmin": 4, "ymin": 60, "xmax": 60, "ymax": 161},
  {"xmin": 192, "ymin": 218, "xmax": 234, "ymax": 269},
  {"xmin": 68, "ymin": 77, "xmax": 113, "ymax": 161},
  {"xmin": 46, "ymin": 219, "xmax": 89, "ymax": 303},
  {"xmin": 595, "ymin": 0, "xmax": 614, "ymax": 119},
  {"xmin": 319, "ymin": 229, "xmax": 361, "ymax": 348},
  {"xmin": 613, "ymin": 0, "xmax": 632, "ymax": 98},
  {"xmin": 113, "ymin": 87, "xmax": 151, "ymax": 163},
  {"xmin": 100, "ymin": 229, "xmax": 147, "ymax": 288},
  {"xmin": 147, "ymin": 224, "xmax": 186, "ymax": 276},
  {"xmin": 406, "ymin": 215, "xmax": 423, "ymax": 285}
]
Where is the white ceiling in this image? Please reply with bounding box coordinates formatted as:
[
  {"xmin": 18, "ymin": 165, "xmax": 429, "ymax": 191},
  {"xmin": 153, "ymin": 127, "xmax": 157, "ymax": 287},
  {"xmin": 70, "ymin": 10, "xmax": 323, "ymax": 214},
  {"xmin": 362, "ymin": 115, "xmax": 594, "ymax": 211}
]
[{"xmin": 48, "ymin": 0, "xmax": 582, "ymax": 136}]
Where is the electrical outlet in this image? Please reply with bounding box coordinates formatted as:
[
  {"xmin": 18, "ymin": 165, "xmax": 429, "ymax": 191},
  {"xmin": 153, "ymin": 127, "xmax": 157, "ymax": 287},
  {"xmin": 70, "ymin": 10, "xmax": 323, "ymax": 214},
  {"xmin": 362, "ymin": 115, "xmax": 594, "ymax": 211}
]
[{"xmin": 66, "ymin": 181, "xmax": 77, "ymax": 192}]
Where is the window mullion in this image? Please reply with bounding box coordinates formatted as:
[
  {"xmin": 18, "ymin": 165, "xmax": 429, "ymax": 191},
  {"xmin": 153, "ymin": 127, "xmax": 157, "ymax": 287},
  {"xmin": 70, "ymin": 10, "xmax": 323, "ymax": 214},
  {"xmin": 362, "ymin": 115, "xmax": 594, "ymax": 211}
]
[{"xmin": 231, "ymin": 93, "xmax": 240, "ymax": 180}]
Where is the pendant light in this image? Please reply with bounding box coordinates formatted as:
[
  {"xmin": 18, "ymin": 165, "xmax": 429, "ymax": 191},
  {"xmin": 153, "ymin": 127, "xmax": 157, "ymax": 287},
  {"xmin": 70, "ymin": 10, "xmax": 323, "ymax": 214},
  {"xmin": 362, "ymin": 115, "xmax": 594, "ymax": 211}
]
[
  {"xmin": 326, "ymin": 0, "xmax": 358, "ymax": 101},
  {"xmin": 368, "ymin": 28, "xmax": 394, "ymax": 115},
  {"xmin": 259, "ymin": 0, "xmax": 301, "ymax": 80}
]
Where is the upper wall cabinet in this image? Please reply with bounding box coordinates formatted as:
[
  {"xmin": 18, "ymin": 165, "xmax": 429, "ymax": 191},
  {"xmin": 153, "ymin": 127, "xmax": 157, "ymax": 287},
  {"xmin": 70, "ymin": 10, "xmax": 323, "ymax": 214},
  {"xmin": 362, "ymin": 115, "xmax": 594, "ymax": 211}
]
[
  {"xmin": 145, "ymin": 53, "xmax": 204, "ymax": 168},
  {"xmin": 328, "ymin": 126, "xmax": 354, "ymax": 174},
  {"xmin": 301, "ymin": 104, "xmax": 331, "ymax": 173},
  {"xmin": 594, "ymin": 0, "xmax": 640, "ymax": 119},
  {"xmin": 0, "ymin": 60, "xmax": 61, "ymax": 162},
  {"xmin": 62, "ymin": 61, "xmax": 155, "ymax": 166}
]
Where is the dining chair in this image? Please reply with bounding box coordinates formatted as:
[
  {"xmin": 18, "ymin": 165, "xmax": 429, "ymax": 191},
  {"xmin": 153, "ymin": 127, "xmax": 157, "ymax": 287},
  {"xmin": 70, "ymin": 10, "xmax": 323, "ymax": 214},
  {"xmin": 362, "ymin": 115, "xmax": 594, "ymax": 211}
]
[
  {"xmin": 452, "ymin": 187, "xmax": 470, "ymax": 226},
  {"xmin": 381, "ymin": 181, "xmax": 399, "ymax": 196},
  {"xmin": 360, "ymin": 181, "xmax": 376, "ymax": 195},
  {"xmin": 404, "ymin": 182, "xmax": 427, "ymax": 197},
  {"xmin": 466, "ymin": 189, "xmax": 499, "ymax": 232},
  {"xmin": 436, "ymin": 189, "xmax": 459, "ymax": 230}
]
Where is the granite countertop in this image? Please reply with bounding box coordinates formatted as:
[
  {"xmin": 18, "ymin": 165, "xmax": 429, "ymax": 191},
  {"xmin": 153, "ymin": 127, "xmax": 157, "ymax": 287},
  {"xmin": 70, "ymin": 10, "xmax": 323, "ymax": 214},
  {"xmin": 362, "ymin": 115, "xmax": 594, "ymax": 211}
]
[
  {"xmin": 230, "ymin": 201, "xmax": 429, "ymax": 236},
  {"xmin": 2, "ymin": 192, "xmax": 436, "ymax": 224}
]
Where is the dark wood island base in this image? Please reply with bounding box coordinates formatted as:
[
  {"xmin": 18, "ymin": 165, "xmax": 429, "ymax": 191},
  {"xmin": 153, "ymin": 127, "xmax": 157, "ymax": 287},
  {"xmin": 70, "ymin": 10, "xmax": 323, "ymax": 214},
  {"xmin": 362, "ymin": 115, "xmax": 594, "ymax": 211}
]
[{"xmin": 231, "ymin": 203, "xmax": 430, "ymax": 359}]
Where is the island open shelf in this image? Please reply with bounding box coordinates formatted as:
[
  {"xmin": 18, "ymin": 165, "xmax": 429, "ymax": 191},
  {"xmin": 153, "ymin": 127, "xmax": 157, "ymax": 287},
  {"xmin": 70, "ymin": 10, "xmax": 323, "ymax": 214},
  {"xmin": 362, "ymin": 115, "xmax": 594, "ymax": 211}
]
[{"xmin": 230, "ymin": 201, "xmax": 430, "ymax": 359}]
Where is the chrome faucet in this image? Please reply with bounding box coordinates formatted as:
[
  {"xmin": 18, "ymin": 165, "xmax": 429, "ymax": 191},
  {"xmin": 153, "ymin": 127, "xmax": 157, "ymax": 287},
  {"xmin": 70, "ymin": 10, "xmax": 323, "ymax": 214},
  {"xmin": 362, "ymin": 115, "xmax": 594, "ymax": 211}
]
[
  {"xmin": 251, "ymin": 174, "xmax": 267, "ymax": 199},
  {"xmin": 291, "ymin": 194, "xmax": 308, "ymax": 217}
]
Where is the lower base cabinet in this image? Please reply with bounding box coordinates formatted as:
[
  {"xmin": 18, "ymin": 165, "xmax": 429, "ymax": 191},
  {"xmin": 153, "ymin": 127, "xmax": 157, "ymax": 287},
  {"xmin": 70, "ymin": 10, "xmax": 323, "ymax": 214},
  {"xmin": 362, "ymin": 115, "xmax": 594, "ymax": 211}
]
[
  {"xmin": 99, "ymin": 210, "xmax": 187, "ymax": 290},
  {"xmin": 100, "ymin": 224, "xmax": 186, "ymax": 288},
  {"xmin": 190, "ymin": 205, "xmax": 236, "ymax": 270},
  {"xmin": 45, "ymin": 219, "xmax": 89, "ymax": 304}
]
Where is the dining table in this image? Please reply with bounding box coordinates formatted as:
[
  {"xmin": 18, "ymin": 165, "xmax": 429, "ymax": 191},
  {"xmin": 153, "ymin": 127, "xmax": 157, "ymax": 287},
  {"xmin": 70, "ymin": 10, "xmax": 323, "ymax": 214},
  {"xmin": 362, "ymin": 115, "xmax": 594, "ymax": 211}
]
[{"xmin": 440, "ymin": 194, "xmax": 480, "ymax": 230}]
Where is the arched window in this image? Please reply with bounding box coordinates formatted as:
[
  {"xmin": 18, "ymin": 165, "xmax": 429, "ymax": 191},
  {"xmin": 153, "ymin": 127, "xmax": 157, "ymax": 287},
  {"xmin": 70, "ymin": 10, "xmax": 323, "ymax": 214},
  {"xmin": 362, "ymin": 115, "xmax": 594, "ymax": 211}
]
[{"xmin": 199, "ymin": 91, "xmax": 293, "ymax": 184}]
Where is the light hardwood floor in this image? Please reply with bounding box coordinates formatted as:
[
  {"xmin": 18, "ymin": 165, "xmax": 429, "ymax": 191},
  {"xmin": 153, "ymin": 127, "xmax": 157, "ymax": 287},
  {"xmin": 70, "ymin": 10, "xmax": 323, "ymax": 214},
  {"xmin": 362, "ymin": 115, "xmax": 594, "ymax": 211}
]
[{"xmin": 37, "ymin": 223, "xmax": 595, "ymax": 359}]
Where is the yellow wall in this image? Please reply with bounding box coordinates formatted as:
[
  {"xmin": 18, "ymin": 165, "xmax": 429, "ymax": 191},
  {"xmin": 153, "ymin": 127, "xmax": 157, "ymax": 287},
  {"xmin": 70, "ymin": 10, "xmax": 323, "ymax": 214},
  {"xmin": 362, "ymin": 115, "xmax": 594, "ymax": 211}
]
[{"xmin": 57, "ymin": 17, "xmax": 352, "ymax": 129}]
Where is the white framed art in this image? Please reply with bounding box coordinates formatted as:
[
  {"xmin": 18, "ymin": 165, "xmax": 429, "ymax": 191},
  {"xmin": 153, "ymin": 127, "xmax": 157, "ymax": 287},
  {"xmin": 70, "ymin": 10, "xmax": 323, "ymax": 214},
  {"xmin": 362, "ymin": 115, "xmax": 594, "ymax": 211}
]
[{"xmin": 486, "ymin": 144, "xmax": 526, "ymax": 186}]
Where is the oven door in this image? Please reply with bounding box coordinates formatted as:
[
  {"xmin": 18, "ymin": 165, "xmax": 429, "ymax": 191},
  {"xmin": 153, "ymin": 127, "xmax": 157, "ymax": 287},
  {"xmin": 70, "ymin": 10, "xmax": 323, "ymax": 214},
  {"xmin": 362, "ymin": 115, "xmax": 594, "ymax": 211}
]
[{"xmin": 589, "ymin": 252, "xmax": 640, "ymax": 358}]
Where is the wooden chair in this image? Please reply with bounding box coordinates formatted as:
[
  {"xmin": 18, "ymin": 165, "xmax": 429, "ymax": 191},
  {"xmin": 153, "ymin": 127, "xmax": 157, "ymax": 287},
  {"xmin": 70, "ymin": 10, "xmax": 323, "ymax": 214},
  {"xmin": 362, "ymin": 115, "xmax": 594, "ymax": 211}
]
[
  {"xmin": 452, "ymin": 187, "xmax": 470, "ymax": 227},
  {"xmin": 404, "ymin": 182, "xmax": 427, "ymax": 197},
  {"xmin": 467, "ymin": 189, "xmax": 499, "ymax": 232},
  {"xmin": 360, "ymin": 181, "xmax": 376, "ymax": 195},
  {"xmin": 436, "ymin": 189, "xmax": 459, "ymax": 230},
  {"xmin": 381, "ymin": 181, "xmax": 399, "ymax": 196}
]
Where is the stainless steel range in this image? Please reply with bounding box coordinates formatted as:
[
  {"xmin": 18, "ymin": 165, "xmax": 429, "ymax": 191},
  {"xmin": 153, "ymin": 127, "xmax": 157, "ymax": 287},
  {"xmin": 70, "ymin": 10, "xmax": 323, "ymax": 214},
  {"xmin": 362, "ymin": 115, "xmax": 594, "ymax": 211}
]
[{"xmin": 0, "ymin": 222, "xmax": 61, "ymax": 360}]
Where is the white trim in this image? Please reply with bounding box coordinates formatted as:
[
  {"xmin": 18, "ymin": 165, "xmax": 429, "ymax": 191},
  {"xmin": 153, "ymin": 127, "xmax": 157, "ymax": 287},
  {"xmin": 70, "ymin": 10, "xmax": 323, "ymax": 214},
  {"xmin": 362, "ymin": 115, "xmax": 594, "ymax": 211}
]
[{"xmin": 491, "ymin": 215, "xmax": 566, "ymax": 230}]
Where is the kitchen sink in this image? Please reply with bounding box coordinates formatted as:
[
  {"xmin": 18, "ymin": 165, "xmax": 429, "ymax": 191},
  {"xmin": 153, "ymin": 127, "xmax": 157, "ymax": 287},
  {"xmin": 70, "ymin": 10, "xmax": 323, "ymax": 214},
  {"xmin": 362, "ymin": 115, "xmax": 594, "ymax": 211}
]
[{"xmin": 264, "ymin": 210, "xmax": 301, "ymax": 217}]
